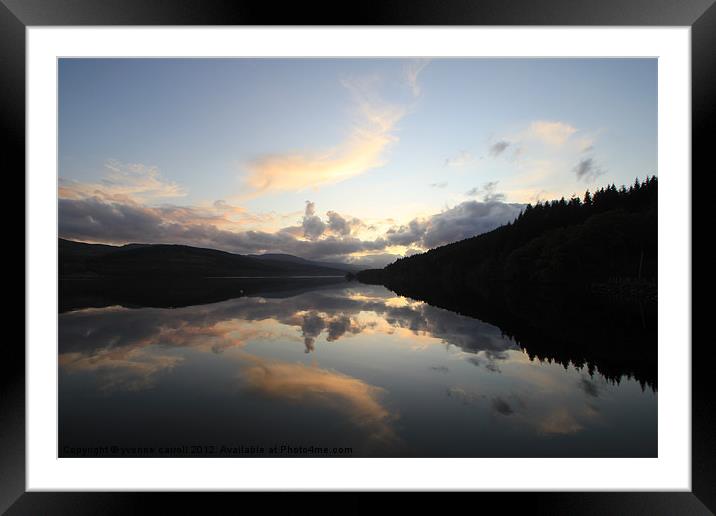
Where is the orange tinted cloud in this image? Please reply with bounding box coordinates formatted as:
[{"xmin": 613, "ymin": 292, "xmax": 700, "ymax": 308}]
[
  {"xmin": 241, "ymin": 356, "xmax": 396, "ymax": 443},
  {"xmin": 242, "ymin": 77, "xmax": 407, "ymax": 195},
  {"xmin": 526, "ymin": 121, "xmax": 578, "ymax": 146},
  {"xmin": 59, "ymin": 160, "xmax": 185, "ymax": 202},
  {"xmin": 243, "ymin": 124, "xmax": 398, "ymax": 194},
  {"xmin": 59, "ymin": 347, "xmax": 183, "ymax": 392}
]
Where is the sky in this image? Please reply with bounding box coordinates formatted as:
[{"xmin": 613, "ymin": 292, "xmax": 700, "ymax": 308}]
[{"xmin": 58, "ymin": 58, "xmax": 657, "ymax": 267}]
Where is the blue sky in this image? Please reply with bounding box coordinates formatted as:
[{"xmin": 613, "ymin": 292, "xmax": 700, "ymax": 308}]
[{"xmin": 58, "ymin": 58, "xmax": 657, "ymax": 266}]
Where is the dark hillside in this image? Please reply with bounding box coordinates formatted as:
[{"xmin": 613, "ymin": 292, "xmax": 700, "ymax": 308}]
[
  {"xmin": 249, "ymin": 253, "xmax": 362, "ymax": 272},
  {"xmin": 59, "ymin": 239, "xmax": 347, "ymax": 278}
]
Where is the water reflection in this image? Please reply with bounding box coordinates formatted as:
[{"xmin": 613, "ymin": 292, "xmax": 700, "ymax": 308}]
[{"xmin": 59, "ymin": 280, "xmax": 657, "ymax": 457}]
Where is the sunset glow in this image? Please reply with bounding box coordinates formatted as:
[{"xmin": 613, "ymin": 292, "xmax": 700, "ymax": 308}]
[{"xmin": 59, "ymin": 58, "xmax": 656, "ymax": 266}]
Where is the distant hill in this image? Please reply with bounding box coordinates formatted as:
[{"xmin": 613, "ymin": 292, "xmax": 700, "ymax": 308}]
[
  {"xmin": 358, "ymin": 176, "xmax": 657, "ymax": 295},
  {"xmin": 59, "ymin": 239, "xmax": 348, "ymax": 278},
  {"xmin": 248, "ymin": 253, "xmax": 362, "ymax": 273}
]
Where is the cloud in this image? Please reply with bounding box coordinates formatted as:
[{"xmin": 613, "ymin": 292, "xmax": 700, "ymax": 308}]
[
  {"xmin": 59, "ymin": 178, "xmax": 520, "ymax": 263},
  {"xmin": 446, "ymin": 387, "xmax": 482, "ymax": 405},
  {"xmin": 326, "ymin": 210, "xmax": 349, "ymax": 236},
  {"xmin": 405, "ymin": 59, "xmax": 430, "ymax": 97},
  {"xmin": 489, "ymin": 140, "xmax": 510, "ymax": 157},
  {"xmin": 59, "ymin": 196, "xmax": 166, "ymax": 243},
  {"xmin": 59, "ymin": 160, "xmax": 185, "ymax": 202},
  {"xmin": 538, "ymin": 407, "xmax": 584, "ymax": 435},
  {"xmin": 483, "ymin": 120, "xmax": 604, "ymax": 203},
  {"xmin": 58, "ymin": 189, "xmax": 525, "ymax": 263},
  {"xmin": 302, "ymin": 201, "xmax": 326, "ymax": 240},
  {"xmin": 60, "ymin": 282, "xmax": 619, "ymax": 448},
  {"xmin": 578, "ymin": 376, "xmax": 600, "ymax": 397},
  {"xmin": 504, "ymin": 121, "xmax": 598, "ymax": 158},
  {"xmin": 466, "ymin": 181, "xmax": 505, "ymax": 202},
  {"xmin": 526, "ymin": 121, "xmax": 577, "ymax": 146},
  {"xmin": 301, "ymin": 201, "xmax": 365, "ymax": 240},
  {"xmin": 59, "ymin": 193, "xmax": 393, "ymax": 263},
  {"xmin": 573, "ymin": 157, "xmax": 605, "ymax": 182},
  {"xmin": 298, "ymin": 311, "xmax": 325, "ymax": 352},
  {"xmin": 429, "ymin": 181, "xmax": 448, "ymax": 188},
  {"xmin": 59, "ymin": 347, "xmax": 183, "ymax": 392},
  {"xmin": 492, "ymin": 397, "xmax": 514, "ymax": 416},
  {"xmin": 242, "ymin": 76, "xmax": 406, "ymax": 195},
  {"xmin": 60, "ymin": 294, "xmax": 401, "ymax": 443},
  {"xmin": 344, "ymin": 253, "xmax": 403, "ymax": 268},
  {"xmin": 422, "ymin": 201, "xmax": 523, "ymax": 248},
  {"xmin": 444, "ymin": 150, "xmax": 474, "ymax": 167},
  {"xmin": 304, "ymin": 200, "xmax": 317, "ymax": 216},
  {"xmin": 241, "ymin": 357, "xmax": 396, "ymax": 442},
  {"xmin": 466, "ymin": 350, "xmax": 509, "ymax": 372},
  {"xmin": 386, "ymin": 199, "xmax": 524, "ymax": 249},
  {"xmin": 326, "ymin": 314, "xmax": 362, "ymax": 342},
  {"xmin": 59, "ymin": 279, "xmax": 522, "ymax": 397},
  {"xmin": 385, "ymin": 219, "xmax": 428, "ymax": 246},
  {"xmin": 326, "ymin": 210, "xmax": 363, "ymax": 237}
]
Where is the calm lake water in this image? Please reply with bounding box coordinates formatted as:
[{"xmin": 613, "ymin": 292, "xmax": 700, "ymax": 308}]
[{"xmin": 58, "ymin": 278, "xmax": 657, "ymax": 457}]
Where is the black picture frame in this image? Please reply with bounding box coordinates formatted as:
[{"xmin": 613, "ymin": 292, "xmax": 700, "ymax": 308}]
[{"xmin": 5, "ymin": 0, "xmax": 710, "ymax": 513}]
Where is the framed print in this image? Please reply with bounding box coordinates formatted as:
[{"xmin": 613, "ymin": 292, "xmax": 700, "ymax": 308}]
[{"xmin": 5, "ymin": 0, "xmax": 711, "ymax": 512}]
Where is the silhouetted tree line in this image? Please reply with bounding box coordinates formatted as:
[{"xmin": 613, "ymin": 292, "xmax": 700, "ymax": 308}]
[{"xmin": 360, "ymin": 176, "xmax": 657, "ymax": 292}]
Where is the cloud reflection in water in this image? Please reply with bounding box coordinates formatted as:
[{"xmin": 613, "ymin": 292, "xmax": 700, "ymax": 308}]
[{"xmin": 58, "ymin": 282, "xmax": 656, "ymax": 456}]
